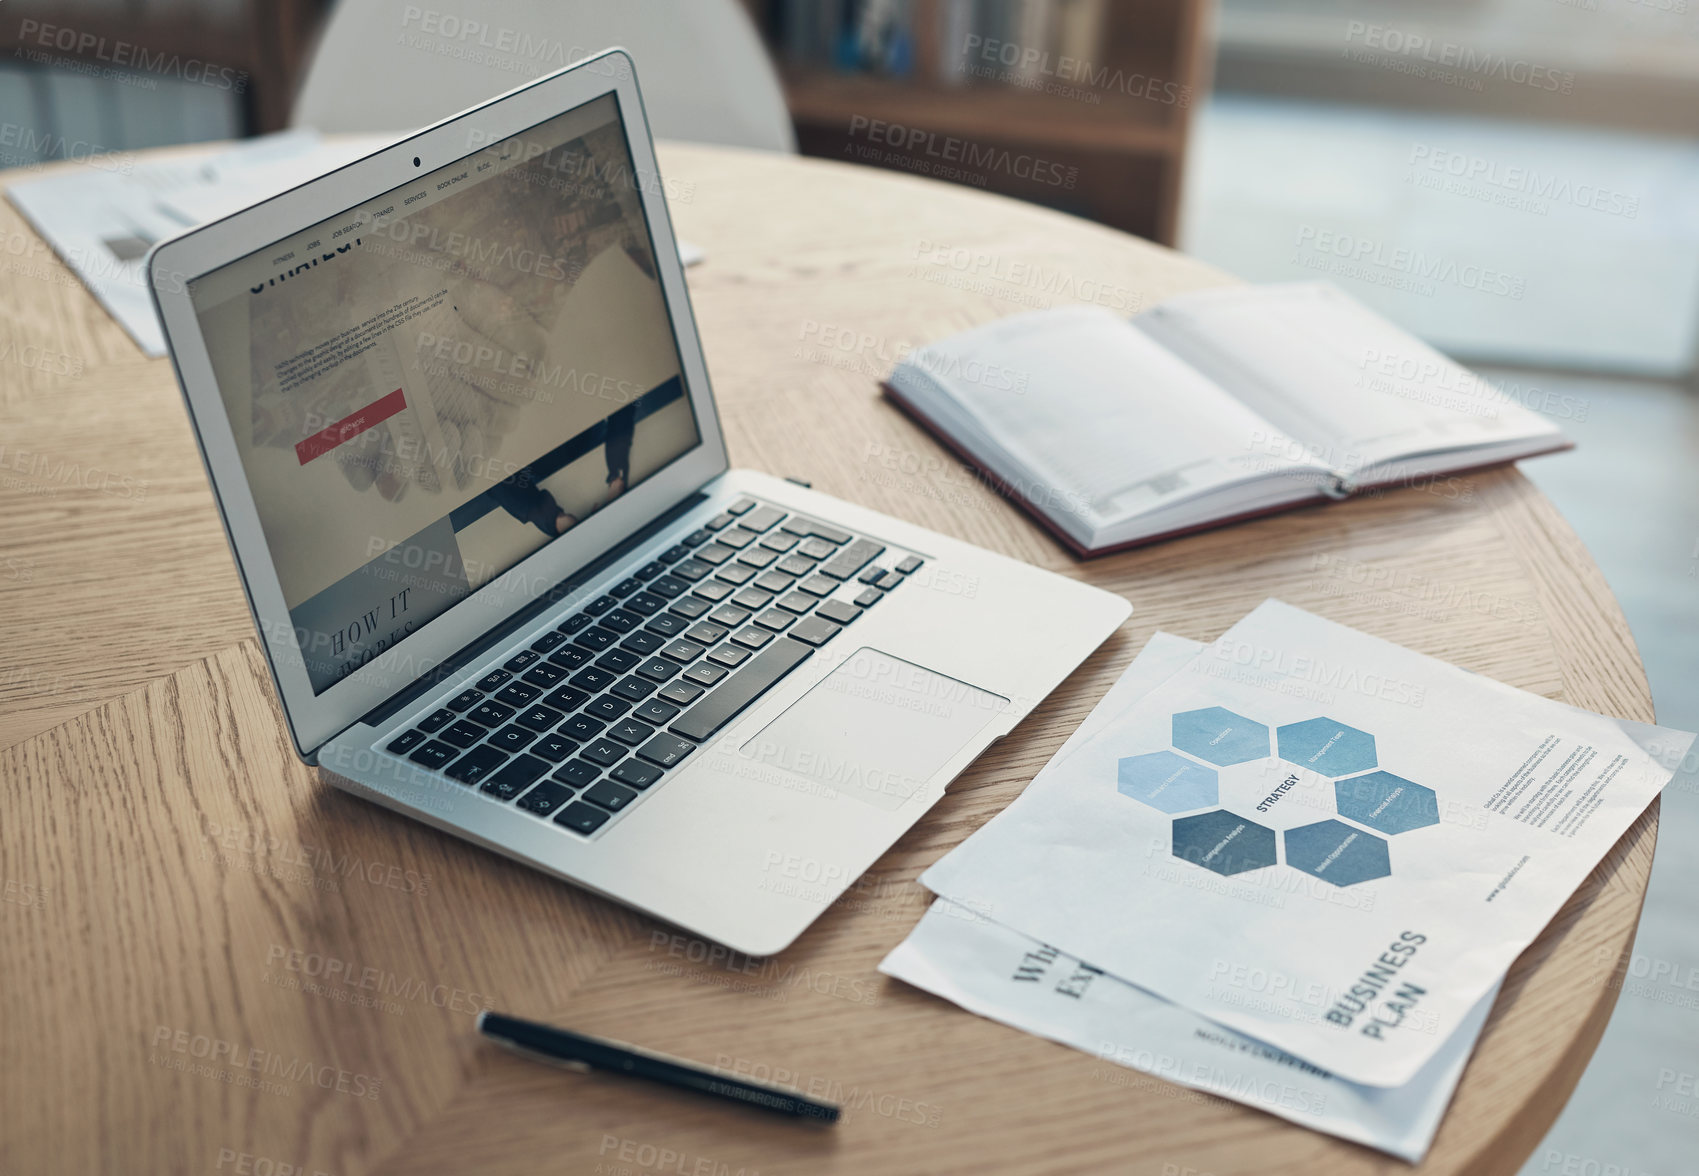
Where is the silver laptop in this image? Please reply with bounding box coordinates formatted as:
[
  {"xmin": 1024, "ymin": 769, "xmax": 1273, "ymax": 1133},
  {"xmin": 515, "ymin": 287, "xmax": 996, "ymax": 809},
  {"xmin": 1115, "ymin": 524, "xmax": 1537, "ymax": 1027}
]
[{"xmin": 150, "ymin": 50, "xmax": 1129, "ymax": 955}]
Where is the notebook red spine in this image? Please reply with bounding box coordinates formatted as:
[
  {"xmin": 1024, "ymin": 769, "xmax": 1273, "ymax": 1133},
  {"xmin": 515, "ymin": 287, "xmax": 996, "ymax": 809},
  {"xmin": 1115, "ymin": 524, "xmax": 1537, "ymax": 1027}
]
[{"xmin": 880, "ymin": 382, "xmax": 1574, "ymax": 560}]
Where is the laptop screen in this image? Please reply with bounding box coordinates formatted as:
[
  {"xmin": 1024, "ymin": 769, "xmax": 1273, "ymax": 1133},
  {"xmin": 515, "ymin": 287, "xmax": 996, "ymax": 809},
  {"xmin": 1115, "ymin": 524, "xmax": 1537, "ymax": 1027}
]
[{"xmin": 187, "ymin": 94, "xmax": 702, "ymax": 695}]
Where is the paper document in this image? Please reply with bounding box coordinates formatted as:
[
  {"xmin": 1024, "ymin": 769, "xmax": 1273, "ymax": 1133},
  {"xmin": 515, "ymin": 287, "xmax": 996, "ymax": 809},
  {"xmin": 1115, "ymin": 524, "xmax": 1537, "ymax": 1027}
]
[
  {"xmin": 882, "ymin": 632, "xmax": 1497, "ymax": 1159},
  {"xmin": 921, "ymin": 600, "xmax": 1693, "ymax": 1087}
]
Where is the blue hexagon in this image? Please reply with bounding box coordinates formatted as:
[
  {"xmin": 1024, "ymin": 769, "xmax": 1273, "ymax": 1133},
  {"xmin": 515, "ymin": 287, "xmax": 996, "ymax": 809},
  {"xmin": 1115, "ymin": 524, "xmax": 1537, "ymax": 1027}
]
[
  {"xmin": 1284, "ymin": 820, "xmax": 1390, "ymax": 887},
  {"xmin": 1335, "ymin": 771, "xmax": 1439, "ymax": 834},
  {"xmin": 1277, "ymin": 718, "xmax": 1377, "ymax": 777},
  {"xmin": 1172, "ymin": 707, "xmax": 1270, "ymax": 767},
  {"xmin": 1117, "ymin": 751, "xmax": 1217, "ymax": 813},
  {"xmin": 1172, "ymin": 810, "xmax": 1278, "ymax": 876}
]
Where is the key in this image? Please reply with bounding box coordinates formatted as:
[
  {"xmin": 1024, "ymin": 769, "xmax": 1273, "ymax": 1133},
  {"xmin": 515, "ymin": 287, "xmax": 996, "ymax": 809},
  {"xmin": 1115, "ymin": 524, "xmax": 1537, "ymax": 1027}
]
[
  {"xmin": 821, "ymin": 538, "xmax": 885, "ymax": 580},
  {"xmin": 584, "ymin": 595, "xmax": 618, "ymax": 615},
  {"xmin": 610, "ymin": 760, "xmax": 665, "ymax": 790},
  {"xmin": 692, "ymin": 580, "xmax": 735, "ymax": 603},
  {"xmin": 695, "ymin": 544, "xmax": 736, "ymax": 566},
  {"xmin": 622, "ymin": 593, "xmax": 664, "ymax": 617},
  {"xmin": 658, "ymin": 679, "xmax": 705, "ymax": 706},
  {"xmin": 854, "ymin": 587, "xmax": 883, "ymax": 608},
  {"xmin": 582, "ymin": 781, "xmax": 639, "ymax": 812},
  {"xmin": 522, "ymin": 662, "xmax": 568, "ymax": 688},
  {"xmin": 469, "ymin": 701, "xmax": 515, "ymax": 727},
  {"xmin": 798, "ymin": 574, "xmax": 836, "ymax": 596},
  {"xmin": 548, "ymin": 645, "xmax": 591, "ymax": 670},
  {"xmin": 483, "ymin": 755, "xmax": 548, "ymax": 801},
  {"xmin": 858, "ymin": 567, "xmax": 887, "ymax": 585},
  {"xmin": 658, "ymin": 602, "xmax": 704, "ymax": 626},
  {"xmin": 573, "ymin": 626, "xmax": 617, "ymax": 652},
  {"xmin": 599, "ymin": 609, "xmax": 639, "ymax": 633},
  {"xmin": 705, "ymin": 512, "xmax": 737, "ymax": 530},
  {"xmin": 441, "ymin": 720, "xmax": 485, "ymax": 748},
  {"xmin": 739, "ymin": 547, "xmax": 778, "ymax": 569},
  {"xmin": 610, "ymin": 676, "xmax": 656, "ymax": 702},
  {"xmin": 754, "ymin": 609, "xmax": 794, "ymax": 631},
  {"xmin": 740, "ymin": 506, "xmax": 786, "ymax": 532},
  {"xmin": 682, "ymin": 662, "xmax": 728, "ymax": 687},
  {"xmin": 585, "ymin": 695, "xmax": 632, "ymax": 722},
  {"xmin": 717, "ymin": 528, "xmax": 758, "ymax": 551},
  {"xmin": 732, "ymin": 626, "xmax": 774, "ymax": 649},
  {"xmin": 554, "ymin": 801, "xmax": 610, "ymax": 835},
  {"xmin": 636, "ymin": 657, "xmax": 680, "ymax": 682},
  {"xmin": 709, "ymin": 604, "xmax": 750, "ymax": 627},
  {"xmin": 671, "ymin": 558, "xmax": 713, "ymax": 582},
  {"xmin": 636, "ymin": 734, "xmax": 695, "ymax": 769},
  {"xmin": 560, "ymin": 714, "xmax": 606, "ymax": 742},
  {"xmin": 649, "ymin": 575, "xmax": 689, "ymax": 599},
  {"xmin": 609, "ymin": 577, "xmax": 642, "ymax": 598},
  {"xmin": 634, "ymin": 698, "xmax": 680, "ymax": 724},
  {"xmin": 708, "ymin": 644, "xmax": 751, "ymax": 668},
  {"xmin": 634, "ymin": 561, "xmax": 665, "ymax": 581},
  {"xmin": 660, "ymin": 639, "xmax": 706, "ymax": 664},
  {"xmin": 581, "ymin": 738, "xmax": 627, "ymax": 767},
  {"xmin": 798, "ymin": 538, "xmax": 836, "ymax": 560},
  {"xmin": 896, "ymin": 555, "xmax": 924, "ymax": 574},
  {"xmin": 777, "ymin": 591, "xmax": 817, "ymax": 614},
  {"xmin": 532, "ymin": 733, "xmax": 579, "ymax": 762},
  {"xmin": 622, "ymin": 629, "xmax": 667, "ymax": 655},
  {"xmin": 670, "ymin": 638, "xmax": 813, "ymax": 742},
  {"xmin": 476, "ymin": 669, "xmax": 511, "ymax": 692},
  {"xmin": 447, "ymin": 688, "xmax": 483, "ymax": 712},
  {"xmin": 445, "ymin": 745, "xmax": 507, "ymax": 784},
  {"xmin": 753, "ymin": 570, "xmax": 794, "ymax": 594},
  {"xmin": 489, "ymin": 725, "xmax": 537, "ymax": 752},
  {"xmin": 685, "ymin": 621, "xmax": 728, "ymax": 645},
  {"xmin": 517, "ymin": 781, "xmax": 573, "ymax": 816},
  {"xmin": 570, "ymin": 666, "xmax": 618, "ymax": 692},
  {"xmin": 553, "ymin": 760, "xmax": 601, "ymax": 789},
  {"xmin": 727, "ymin": 497, "xmax": 757, "ymax": 515},
  {"xmin": 731, "ymin": 587, "xmax": 773, "ymax": 611},
  {"xmin": 493, "ymin": 681, "xmax": 541, "ymax": 707},
  {"xmin": 517, "ymin": 705, "xmax": 564, "ymax": 732},
  {"xmin": 776, "ymin": 555, "xmax": 815, "ymax": 577},
  {"xmin": 787, "ymin": 617, "xmax": 841, "ymax": 647},
  {"xmin": 759, "ymin": 532, "xmax": 797, "ymax": 553},
  {"xmin": 417, "ymin": 709, "xmax": 455, "ymax": 733},
  {"xmin": 503, "ymin": 649, "xmax": 540, "ymax": 672},
  {"xmin": 682, "ymin": 528, "xmax": 714, "ymax": 546},
  {"xmin": 530, "ymin": 630, "xmax": 568, "ymax": 654},
  {"xmin": 609, "ymin": 718, "xmax": 655, "ymax": 746},
  {"xmin": 386, "ymin": 729, "xmax": 426, "ymax": 755},
  {"xmin": 543, "ymin": 685, "xmax": 590, "ymax": 712},
  {"xmin": 558, "ymin": 613, "xmax": 594, "ymax": 633},
  {"xmin": 713, "ymin": 563, "xmax": 756, "ymax": 586},
  {"xmin": 597, "ymin": 648, "xmax": 641, "ymax": 673},
  {"xmin": 657, "ymin": 544, "xmax": 690, "ymax": 563},
  {"xmin": 816, "ymin": 599, "xmax": 862, "ymax": 626}
]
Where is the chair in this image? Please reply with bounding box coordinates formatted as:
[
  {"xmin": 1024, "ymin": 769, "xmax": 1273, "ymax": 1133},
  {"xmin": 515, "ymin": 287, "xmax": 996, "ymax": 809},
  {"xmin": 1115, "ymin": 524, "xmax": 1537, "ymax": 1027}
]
[{"xmin": 291, "ymin": 0, "xmax": 796, "ymax": 153}]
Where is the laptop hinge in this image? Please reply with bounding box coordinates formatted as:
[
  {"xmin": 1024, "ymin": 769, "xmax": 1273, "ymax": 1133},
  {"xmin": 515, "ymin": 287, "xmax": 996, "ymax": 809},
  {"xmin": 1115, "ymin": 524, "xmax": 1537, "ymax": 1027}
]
[{"xmin": 356, "ymin": 492, "xmax": 707, "ymax": 732}]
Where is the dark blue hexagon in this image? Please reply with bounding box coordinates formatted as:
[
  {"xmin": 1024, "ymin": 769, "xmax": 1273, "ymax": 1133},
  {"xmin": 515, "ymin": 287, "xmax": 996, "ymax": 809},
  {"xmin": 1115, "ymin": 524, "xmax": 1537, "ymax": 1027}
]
[
  {"xmin": 1117, "ymin": 751, "xmax": 1218, "ymax": 813},
  {"xmin": 1277, "ymin": 718, "xmax": 1377, "ymax": 777},
  {"xmin": 1171, "ymin": 810, "xmax": 1278, "ymax": 876},
  {"xmin": 1335, "ymin": 771, "xmax": 1439, "ymax": 834},
  {"xmin": 1171, "ymin": 707, "xmax": 1270, "ymax": 767},
  {"xmin": 1284, "ymin": 820, "xmax": 1390, "ymax": 887}
]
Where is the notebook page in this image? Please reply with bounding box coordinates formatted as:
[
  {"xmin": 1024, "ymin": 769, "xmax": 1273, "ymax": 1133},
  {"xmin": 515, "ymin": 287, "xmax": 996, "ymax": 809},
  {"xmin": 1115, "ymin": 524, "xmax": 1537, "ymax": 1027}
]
[
  {"xmin": 902, "ymin": 306, "xmax": 1321, "ymax": 522},
  {"xmin": 1136, "ymin": 284, "xmax": 1561, "ymax": 474}
]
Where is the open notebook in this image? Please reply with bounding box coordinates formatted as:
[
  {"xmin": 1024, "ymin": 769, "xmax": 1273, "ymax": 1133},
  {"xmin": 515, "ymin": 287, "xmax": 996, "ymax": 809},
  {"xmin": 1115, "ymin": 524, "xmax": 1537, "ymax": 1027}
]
[{"xmin": 884, "ymin": 283, "xmax": 1570, "ymax": 556}]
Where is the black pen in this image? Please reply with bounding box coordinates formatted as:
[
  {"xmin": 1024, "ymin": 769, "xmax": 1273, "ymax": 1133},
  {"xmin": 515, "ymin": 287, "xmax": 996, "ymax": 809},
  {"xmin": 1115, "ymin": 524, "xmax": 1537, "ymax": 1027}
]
[{"xmin": 476, "ymin": 1011, "xmax": 840, "ymax": 1124}]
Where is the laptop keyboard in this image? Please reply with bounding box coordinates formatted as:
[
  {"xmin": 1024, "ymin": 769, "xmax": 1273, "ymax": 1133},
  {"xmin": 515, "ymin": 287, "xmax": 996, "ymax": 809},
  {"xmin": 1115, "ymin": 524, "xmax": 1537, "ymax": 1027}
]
[{"xmin": 379, "ymin": 496, "xmax": 926, "ymax": 838}]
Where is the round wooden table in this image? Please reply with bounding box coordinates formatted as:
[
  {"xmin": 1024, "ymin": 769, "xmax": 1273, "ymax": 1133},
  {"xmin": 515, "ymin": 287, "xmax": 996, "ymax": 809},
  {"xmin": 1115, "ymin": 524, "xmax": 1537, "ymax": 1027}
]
[{"xmin": 0, "ymin": 142, "xmax": 1657, "ymax": 1176}]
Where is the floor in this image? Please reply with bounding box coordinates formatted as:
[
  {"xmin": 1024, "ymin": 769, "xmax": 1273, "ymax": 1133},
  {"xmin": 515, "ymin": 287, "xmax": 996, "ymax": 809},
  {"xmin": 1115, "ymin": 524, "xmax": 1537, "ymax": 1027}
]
[{"xmin": 1186, "ymin": 97, "xmax": 1699, "ymax": 1176}]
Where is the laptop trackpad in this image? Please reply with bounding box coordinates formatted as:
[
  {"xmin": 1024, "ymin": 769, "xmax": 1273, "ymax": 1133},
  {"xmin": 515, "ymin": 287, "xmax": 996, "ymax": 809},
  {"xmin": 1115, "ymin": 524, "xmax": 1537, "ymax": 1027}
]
[{"xmin": 737, "ymin": 647, "xmax": 1009, "ymax": 811}]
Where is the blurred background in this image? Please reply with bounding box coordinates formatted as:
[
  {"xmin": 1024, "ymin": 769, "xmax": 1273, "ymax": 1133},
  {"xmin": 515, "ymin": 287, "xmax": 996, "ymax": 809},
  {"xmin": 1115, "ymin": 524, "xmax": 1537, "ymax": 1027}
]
[{"xmin": 3, "ymin": 2, "xmax": 1694, "ymax": 1171}]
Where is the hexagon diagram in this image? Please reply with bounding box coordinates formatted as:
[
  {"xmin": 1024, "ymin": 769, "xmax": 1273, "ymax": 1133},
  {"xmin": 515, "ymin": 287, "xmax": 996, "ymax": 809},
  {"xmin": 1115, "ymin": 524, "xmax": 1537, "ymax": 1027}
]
[
  {"xmin": 1277, "ymin": 718, "xmax": 1377, "ymax": 777},
  {"xmin": 1172, "ymin": 810, "xmax": 1278, "ymax": 877},
  {"xmin": 1117, "ymin": 751, "xmax": 1218, "ymax": 814},
  {"xmin": 1284, "ymin": 820, "xmax": 1391, "ymax": 887},
  {"xmin": 1335, "ymin": 771, "xmax": 1439, "ymax": 834},
  {"xmin": 1172, "ymin": 707, "xmax": 1270, "ymax": 767}
]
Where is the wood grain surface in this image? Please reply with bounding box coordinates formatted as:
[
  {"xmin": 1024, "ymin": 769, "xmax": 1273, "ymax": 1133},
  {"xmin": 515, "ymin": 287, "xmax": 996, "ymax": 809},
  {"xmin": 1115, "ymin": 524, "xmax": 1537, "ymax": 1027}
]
[{"xmin": 0, "ymin": 141, "xmax": 1659, "ymax": 1176}]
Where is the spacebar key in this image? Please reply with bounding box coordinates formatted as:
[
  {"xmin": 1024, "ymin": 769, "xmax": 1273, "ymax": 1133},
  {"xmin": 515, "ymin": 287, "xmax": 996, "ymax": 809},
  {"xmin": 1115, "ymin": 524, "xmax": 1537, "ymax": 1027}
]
[{"xmin": 669, "ymin": 638, "xmax": 813, "ymax": 741}]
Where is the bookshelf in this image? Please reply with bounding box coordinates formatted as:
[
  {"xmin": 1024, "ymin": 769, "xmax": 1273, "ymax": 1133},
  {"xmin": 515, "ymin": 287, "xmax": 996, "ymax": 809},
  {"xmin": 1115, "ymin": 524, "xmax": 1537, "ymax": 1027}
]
[{"xmin": 744, "ymin": 0, "xmax": 1215, "ymax": 245}]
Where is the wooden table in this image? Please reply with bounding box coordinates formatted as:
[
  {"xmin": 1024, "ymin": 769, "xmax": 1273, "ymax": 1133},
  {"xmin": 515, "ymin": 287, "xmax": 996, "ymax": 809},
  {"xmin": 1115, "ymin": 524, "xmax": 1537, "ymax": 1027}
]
[{"xmin": 0, "ymin": 142, "xmax": 1658, "ymax": 1176}]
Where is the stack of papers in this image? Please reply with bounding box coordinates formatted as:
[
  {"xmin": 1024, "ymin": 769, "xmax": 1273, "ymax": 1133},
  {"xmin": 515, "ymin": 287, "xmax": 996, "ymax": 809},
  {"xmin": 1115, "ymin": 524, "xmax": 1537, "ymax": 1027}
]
[{"xmin": 881, "ymin": 601, "xmax": 1693, "ymax": 1160}]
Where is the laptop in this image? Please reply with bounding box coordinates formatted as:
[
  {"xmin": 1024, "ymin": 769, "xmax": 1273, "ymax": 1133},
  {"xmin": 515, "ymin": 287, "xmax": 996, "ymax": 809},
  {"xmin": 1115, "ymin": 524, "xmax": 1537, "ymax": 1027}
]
[{"xmin": 149, "ymin": 49, "xmax": 1130, "ymax": 955}]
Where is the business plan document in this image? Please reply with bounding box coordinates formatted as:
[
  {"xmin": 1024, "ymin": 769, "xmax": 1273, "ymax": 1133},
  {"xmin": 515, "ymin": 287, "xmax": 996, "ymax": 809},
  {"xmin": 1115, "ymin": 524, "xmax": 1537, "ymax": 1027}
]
[{"xmin": 921, "ymin": 601, "xmax": 1692, "ymax": 1087}]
